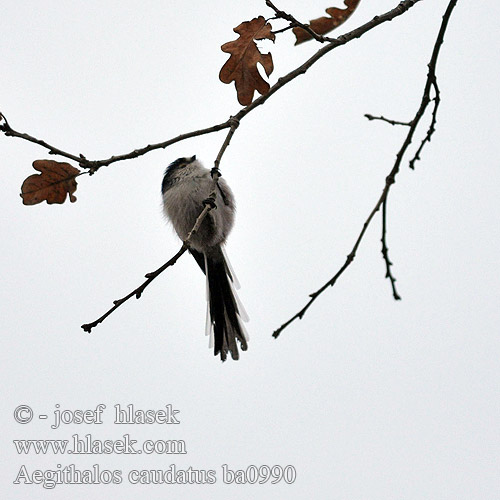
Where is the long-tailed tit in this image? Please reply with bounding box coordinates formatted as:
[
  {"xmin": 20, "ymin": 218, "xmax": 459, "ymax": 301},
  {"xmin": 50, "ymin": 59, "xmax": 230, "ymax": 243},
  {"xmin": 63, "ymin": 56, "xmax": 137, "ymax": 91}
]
[{"xmin": 162, "ymin": 155, "xmax": 248, "ymax": 361}]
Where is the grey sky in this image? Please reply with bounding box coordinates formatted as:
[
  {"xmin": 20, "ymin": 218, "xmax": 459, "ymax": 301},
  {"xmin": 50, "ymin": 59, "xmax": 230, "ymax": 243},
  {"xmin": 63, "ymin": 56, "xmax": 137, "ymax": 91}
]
[{"xmin": 2, "ymin": 1, "xmax": 499, "ymax": 498}]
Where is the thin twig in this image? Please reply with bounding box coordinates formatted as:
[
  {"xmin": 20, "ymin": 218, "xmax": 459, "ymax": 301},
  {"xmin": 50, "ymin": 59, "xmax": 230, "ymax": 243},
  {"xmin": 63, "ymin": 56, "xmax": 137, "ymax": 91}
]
[
  {"xmin": 214, "ymin": 117, "xmax": 240, "ymax": 170},
  {"xmin": 90, "ymin": 120, "xmax": 235, "ymax": 169},
  {"xmin": 271, "ymin": 25, "xmax": 294, "ymax": 36},
  {"xmin": 81, "ymin": 245, "xmax": 188, "ymax": 333},
  {"xmin": 82, "ymin": 195, "xmax": 218, "ymax": 332},
  {"xmin": 364, "ymin": 114, "xmax": 412, "ymax": 127},
  {"xmin": 381, "ymin": 197, "xmax": 401, "ymax": 300},
  {"xmin": 0, "ymin": 113, "xmax": 234, "ymax": 171},
  {"xmin": 273, "ymin": 0, "xmax": 459, "ymax": 338},
  {"xmin": 409, "ymin": 79, "xmax": 440, "ymax": 169},
  {"xmin": 266, "ymin": 0, "xmax": 327, "ymax": 43},
  {"xmin": 0, "ymin": 112, "xmax": 89, "ymax": 166}
]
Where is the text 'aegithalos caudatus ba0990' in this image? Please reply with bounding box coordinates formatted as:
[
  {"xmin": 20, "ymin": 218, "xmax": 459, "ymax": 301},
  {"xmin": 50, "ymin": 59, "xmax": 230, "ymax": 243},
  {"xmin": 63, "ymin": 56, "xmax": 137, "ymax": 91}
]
[{"xmin": 161, "ymin": 156, "xmax": 249, "ymax": 361}]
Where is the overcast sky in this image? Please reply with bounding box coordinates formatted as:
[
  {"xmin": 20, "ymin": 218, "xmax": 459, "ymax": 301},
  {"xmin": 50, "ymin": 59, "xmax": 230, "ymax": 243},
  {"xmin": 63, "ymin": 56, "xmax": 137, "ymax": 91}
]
[{"xmin": 2, "ymin": 1, "xmax": 499, "ymax": 499}]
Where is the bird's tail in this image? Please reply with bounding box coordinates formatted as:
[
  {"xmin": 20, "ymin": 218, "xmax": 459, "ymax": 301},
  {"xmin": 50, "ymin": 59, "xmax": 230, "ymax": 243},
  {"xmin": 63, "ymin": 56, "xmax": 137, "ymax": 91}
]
[{"xmin": 204, "ymin": 247, "xmax": 249, "ymax": 361}]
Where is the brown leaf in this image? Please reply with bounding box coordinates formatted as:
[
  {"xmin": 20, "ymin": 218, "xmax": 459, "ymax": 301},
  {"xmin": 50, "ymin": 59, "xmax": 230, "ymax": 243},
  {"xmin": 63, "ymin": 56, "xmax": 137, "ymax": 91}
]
[
  {"xmin": 21, "ymin": 159, "xmax": 81, "ymax": 205},
  {"xmin": 219, "ymin": 16, "xmax": 275, "ymax": 106},
  {"xmin": 293, "ymin": 0, "xmax": 361, "ymax": 45}
]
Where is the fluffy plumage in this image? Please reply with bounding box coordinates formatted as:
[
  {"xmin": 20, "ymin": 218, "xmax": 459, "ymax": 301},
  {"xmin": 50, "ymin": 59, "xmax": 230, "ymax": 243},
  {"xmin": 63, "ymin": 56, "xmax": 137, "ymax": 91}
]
[{"xmin": 162, "ymin": 156, "xmax": 248, "ymax": 361}]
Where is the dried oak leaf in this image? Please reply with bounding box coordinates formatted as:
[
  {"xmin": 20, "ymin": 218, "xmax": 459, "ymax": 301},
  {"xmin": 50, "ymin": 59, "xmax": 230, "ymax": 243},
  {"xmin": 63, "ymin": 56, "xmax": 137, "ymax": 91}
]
[
  {"xmin": 219, "ymin": 16, "xmax": 275, "ymax": 106},
  {"xmin": 21, "ymin": 159, "xmax": 80, "ymax": 205},
  {"xmin": 293, "ymin": 0, "xmax": 361, "ymax": 45}
]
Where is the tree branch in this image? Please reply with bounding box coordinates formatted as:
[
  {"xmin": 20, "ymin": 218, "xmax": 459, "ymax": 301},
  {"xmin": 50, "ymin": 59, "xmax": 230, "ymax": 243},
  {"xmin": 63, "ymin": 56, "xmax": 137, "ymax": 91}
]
[
  {"xmin": 0, "ymin": 112, "xmax": 234, "ymax": 171},
  {"xmin": 1, "ymin": 0, "xmax": 423, "ymax": 175},
  {"xmin": 0, "ymin": 112, "xmax": 88, "ymax": 166},
  {"xmin": 2, "ymin": 0, "xmax": 439, "ymax": 333},
  {"xmin": 81, "ymin": 244, "xmax": 189, "ymax": 333},
  {"xmin": 273, "ymin": 0, "xmax": 459, "ymax": 338},
  {"xmin": 364, "ymin": 114, "xmax": 412, "ymax": 127},
  {"xmin": 266, "ymin": 0, "xmax": 327, "ymax": 43},
  {"xmin": 214, "ymin": 116, "xmax": 240, "ymax": 170},
  {"xmin": 87, "ymin": 120, "xmax": 235, "ymax": 170},
  {"xmin": 381, "ymin": 197, "xmax": 401, "ymax": 300},
  {"xmin": 409, "ymin": 79, "xmax": 440, "ymax": 169},
  {"xmin": 82, "ymin": 188, "xmax": 219, "ymax": 332}
]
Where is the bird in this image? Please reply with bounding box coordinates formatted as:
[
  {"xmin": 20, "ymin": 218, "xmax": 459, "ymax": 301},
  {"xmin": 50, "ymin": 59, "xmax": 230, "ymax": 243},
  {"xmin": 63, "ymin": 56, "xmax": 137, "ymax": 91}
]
[{"xmin": 161, "ymin": 155, "xmax": 248, "ymax": 361}]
